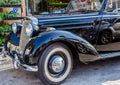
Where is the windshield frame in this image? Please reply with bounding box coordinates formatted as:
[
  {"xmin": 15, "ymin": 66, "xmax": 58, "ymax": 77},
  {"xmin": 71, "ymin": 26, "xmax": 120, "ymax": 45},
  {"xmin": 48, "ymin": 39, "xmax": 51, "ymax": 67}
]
[
  {"xmin": 26, "ymin": 0, "xmax": 106, "ymax": 15},
  {"xmin": 66, "ymin": 0, "xmax": 105, "ymax": 13},
  {"xmin": 99, "ymin": 0, "xmax": 110, "ymax": 13}
]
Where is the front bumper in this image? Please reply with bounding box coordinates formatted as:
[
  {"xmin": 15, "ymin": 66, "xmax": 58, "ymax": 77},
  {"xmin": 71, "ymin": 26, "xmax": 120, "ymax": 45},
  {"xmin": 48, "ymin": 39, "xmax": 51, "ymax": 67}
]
[{"xmin": 4, "ymin": 51, "xmax": 38, "ymax": 72}]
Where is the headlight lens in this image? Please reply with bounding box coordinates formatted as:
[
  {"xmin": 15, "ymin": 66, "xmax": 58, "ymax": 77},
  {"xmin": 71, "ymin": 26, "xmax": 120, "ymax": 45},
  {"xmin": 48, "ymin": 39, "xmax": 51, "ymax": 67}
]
[
  {"xmin": 26, "ymin": 23, "xmax": 33, "ymax": 37},
  {"xmin": 12, "ymin": 23, "xmax": 17, "ymax": 33},
  {"xmin": 33, "ymin": 25, "xmax": 39, "ymax": 31}
]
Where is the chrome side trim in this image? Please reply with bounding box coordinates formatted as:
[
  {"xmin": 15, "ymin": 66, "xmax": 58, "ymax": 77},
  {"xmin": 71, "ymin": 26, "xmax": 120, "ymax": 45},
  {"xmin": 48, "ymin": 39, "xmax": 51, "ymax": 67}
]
[
  {"xmin": 98, "ymin": 52, "xmax": 120, "ymax": 60},
  {"xmin": 79, "ymin": 51, "xmax": 120, "ymax": 63}
]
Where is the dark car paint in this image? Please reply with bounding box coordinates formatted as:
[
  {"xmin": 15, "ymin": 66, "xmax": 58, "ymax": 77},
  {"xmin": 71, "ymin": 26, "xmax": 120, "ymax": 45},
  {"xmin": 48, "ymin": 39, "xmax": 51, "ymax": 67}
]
[
  {"xmin": 4, "ymin": 0, "xmax": 120, "ymax": 65},
  {"xmin": 37, "ymin": 13, "xmax": 102, "ymax": 42},
  {"xmin": 23, "ymin": 31, "xmax": 98, "ymax": 64},
  {"xmin": 7, "ymin": 32, "xmax": 19, "ymax": 46}
]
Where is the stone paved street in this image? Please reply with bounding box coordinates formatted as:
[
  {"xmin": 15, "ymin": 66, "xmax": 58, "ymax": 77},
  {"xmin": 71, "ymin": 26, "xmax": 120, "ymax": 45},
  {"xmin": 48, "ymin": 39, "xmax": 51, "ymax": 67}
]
[{"xmin": 1, "ymin": 57, "xmax": 120, "ymax": 85}]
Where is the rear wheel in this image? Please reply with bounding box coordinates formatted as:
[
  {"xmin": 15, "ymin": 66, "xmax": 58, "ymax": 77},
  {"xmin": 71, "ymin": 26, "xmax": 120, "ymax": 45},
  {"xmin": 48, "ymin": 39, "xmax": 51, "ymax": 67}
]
[
  {"xmin": 38, "ymin": 43, "xmax": 73, "ymax": 85},
  {"xmin": 99, "ymin": 31, "xmax": 112, "ymax": 44}
]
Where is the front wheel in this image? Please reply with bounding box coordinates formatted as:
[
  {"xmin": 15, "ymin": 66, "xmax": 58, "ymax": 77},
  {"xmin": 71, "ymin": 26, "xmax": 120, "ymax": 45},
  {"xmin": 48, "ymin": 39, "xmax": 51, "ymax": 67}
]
[{"xmin": 38, "ymin": 43, "xmax": 73, "ymax": 85}]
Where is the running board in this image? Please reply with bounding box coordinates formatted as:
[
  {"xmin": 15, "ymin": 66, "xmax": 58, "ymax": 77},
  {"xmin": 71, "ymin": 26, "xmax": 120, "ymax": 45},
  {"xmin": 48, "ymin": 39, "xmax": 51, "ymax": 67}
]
[{"xmin": 98, "ymin": 52, "xmax": 120, "ymax": 60}]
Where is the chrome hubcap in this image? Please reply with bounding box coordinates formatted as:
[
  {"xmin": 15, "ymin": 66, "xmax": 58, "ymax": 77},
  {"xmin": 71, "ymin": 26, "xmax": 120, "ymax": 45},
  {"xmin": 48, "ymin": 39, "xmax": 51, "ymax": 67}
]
[
  {"xmin": 101, "ymin": 32, "xmax": 111, "ymax": 44},
  {"xmin": 50, "ymin": 55, "xmax": 65, "ymax": 73}
]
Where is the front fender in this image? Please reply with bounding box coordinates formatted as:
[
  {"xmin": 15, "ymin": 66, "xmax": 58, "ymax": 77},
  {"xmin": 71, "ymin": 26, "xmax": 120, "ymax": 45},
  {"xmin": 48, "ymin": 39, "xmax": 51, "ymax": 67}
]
[
  {"xmin": 24, "ymin": 30, "xmax": 98, "ymax": 64},
  {"xmin": 4, "ymin": 32, "xmax": 19, "ymax": 51}
]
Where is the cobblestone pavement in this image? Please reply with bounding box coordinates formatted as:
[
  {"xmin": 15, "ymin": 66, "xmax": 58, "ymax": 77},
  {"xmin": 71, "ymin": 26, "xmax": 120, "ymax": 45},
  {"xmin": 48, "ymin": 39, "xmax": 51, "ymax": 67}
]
[{"xmin": 1, "ymin": 57, "xmax": 120, "ymax": 85}]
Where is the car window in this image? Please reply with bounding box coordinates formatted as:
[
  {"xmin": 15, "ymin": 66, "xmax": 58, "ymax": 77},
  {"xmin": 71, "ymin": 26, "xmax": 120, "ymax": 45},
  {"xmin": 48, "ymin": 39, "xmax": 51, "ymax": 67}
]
[
  {"xmin": 105, "ymin": 0, "xmax": 120, "ymax": 12},
  {"xmin": 27, "ymin": 0, "xmax": 103, "ymax": 15},
  {"xmin": 66, "ymin": 0, "xmax": 103, "ymax": 13}
]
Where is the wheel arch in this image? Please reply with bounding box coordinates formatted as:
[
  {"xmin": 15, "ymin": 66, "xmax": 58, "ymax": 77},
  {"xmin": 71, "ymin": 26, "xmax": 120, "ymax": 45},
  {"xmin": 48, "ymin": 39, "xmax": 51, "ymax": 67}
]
[
  {"xmin": 23, "ymin": 30, "xmax": 98, "ymax": 65},
  {"xmin": 36, "ymin": 40, "xmax": 80, "ymax": 65}
]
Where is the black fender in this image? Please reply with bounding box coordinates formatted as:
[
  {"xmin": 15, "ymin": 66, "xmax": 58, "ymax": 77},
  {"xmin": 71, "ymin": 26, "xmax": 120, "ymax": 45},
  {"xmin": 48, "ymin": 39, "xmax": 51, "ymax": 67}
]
[
  {"xmin": 24, "ymin": 30, "xmax": 98, "ymax": 64},
  {"xmin": 4, "ymin": 32, "xmax": 19, "ymax": 51}
]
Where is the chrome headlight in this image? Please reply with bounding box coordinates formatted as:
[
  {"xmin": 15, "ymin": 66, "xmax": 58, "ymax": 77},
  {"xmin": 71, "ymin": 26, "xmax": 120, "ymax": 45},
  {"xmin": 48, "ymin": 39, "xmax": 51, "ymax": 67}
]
[
  {"xmin": 33, "ymin": 25, "xmax": 39, "ymax": 31},
  {"xmin": 12, "ymin": 23, "xmax": 17, "ymax": 33},
  {"xmin": 26, "ymin": 23, "xmax": 33, "ymax": 37}
]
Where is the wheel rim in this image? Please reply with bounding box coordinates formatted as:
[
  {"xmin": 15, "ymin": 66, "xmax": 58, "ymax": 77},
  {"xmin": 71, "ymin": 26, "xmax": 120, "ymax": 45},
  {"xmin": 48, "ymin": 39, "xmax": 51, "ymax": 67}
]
[
  {"xmin": 101, "ymin": 32, "xmax": 111, "ymax": 44},
  {"xmin": 49, "ymin": 55, "xmax": 65, "ymax": 73},
  {"xmin": 44, "ymin": 47, "xmax": 72, "ymax": 82}
]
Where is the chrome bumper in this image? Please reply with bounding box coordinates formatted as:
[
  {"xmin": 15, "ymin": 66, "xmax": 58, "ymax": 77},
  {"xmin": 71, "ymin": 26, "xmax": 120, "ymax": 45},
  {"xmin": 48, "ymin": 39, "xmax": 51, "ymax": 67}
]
[{"xmin": 4, "ymin": 51, "xmax": 38, "ymax": 72}]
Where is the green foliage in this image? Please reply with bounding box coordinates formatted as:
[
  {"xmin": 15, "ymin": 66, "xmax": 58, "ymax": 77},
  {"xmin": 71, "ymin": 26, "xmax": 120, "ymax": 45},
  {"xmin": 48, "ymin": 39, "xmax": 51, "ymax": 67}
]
[
  {"xmin": 47, "ymin": 0, "xmax": 70, "ymax": 3},
  {"xmin": 0, "ymin": 12, "xmax": 18, "ymax": 21},
  {"xmin": 0, "ymin": 12, "xmax": 4, "ymax": 21},
  {"xmin": 0, "ymin": 24, "xmax": 11, "ymax": 33},
  {"xmin": 0, "ymin": 35, "xmax": 7, "ymax": 45},
  {"xmin": 47, "ymin": 0, "xmax": 68, "ymax": 9},
  {"xmin": 47, "ymin": 0, "xmax": 61, "ymax": 3},
  {"xmin": 4, "ymin": 12, "xmax": 18, "ymax": 18},
  {"xmin": 49, "ymin": 3, "xmax": 68, "ymax": 9},
  {"xmin": 9, "ymin": 0, "xmax": 22, "ymax": 4},
  {"xmin": 0, "ymin": 0, "xmax": 21, "ymax": 45},
  {"xmin": 0, "ymin": 0, "xmax": 22, "ymax": 5},
  {"xmin": 0, "ymin": 23, "xmax": 11, "ymax": 45},
  {"xmin": 0, "ymin": 0, "xmax": 6, "ymax": 5}
]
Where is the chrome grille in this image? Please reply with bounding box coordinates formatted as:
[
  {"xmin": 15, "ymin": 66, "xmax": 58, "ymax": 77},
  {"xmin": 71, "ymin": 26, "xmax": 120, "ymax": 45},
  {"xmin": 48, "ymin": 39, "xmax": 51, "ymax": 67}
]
[{"xmin": 19, "ymin": 20, "xmax": 31, "ymax": 53}]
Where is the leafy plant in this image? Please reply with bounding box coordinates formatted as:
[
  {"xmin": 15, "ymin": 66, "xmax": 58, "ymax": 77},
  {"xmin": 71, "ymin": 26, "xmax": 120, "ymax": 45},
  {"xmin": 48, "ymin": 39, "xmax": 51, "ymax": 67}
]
[
  {"xmin": 0, "ymin": 0, "xmax": 22, "ymax": 5},
  {"xmin": 47, "ymin": 0, "xmax": 70, "ymax": 3},
  {"xmin": 0, "ymin": 12, "xmax": 19, "ymax": 21},
  {"xmin": 49, "ymin": 3, "xmax": 68, "ymax": 9},
  {"xmin": 0, "ymin": 24, "xmax": 11, "ymax": 32},
  {"xmin": 0, "ymin": 0, "xmax": 21, "ymax": 45},
  {"xmin": 4, "ymin": 12, "xmax": 18, "ymax": 18},
  {"xmin": 0, "ymin": 0, "xmax": 7, "ymax": 5},
  {"xmin": 0, "ymin": 23, "xmax": 11, "ymax": 45},
  {"xmin": 0, "ymin": 12, "xmax": 4, "ymax": 21},
  {"xmin": 9, "ymin": 0, "xmax": 22, "ymax": 4},
  {"xmin": 0, "ymin": 35, "xmax": 7, "ymax": 45},
  {"xmin": 47, "ymin": 0, "xmax": 61, "ymax": 3}
]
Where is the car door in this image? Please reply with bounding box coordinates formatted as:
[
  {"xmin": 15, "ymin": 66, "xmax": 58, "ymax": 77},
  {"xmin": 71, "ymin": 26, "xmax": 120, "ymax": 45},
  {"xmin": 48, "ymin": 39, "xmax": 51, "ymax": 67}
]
[
  {"xmin": 96, "ymin": 0, "xmax": 120, "ymax": 52},
  {"xmin": 64, "ymin": 0, "xmax": 103, "ymax": 42}
]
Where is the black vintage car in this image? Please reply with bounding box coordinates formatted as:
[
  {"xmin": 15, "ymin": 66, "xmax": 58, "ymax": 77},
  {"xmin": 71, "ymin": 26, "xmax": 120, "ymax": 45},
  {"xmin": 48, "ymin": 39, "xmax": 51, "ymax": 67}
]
[{"xmin": 4, "ymin": 0, "xmax": 120, "ymax": 85}]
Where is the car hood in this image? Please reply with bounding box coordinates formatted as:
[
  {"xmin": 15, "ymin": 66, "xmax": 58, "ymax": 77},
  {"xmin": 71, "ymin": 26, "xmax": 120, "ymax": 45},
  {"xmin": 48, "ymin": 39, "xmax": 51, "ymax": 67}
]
[{"xmin": 27, "ymin": 12, "xmax": 99, "ymax": 28}]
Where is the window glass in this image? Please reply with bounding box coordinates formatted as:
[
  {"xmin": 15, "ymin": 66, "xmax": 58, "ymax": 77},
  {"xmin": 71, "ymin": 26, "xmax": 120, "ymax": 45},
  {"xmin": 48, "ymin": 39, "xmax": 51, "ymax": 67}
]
[
  {"xmin": 66, "ymin": 0, "xmax": 103, "ymax": 12},
  {"xmin": 105, "ymin": 0, "xmax": 120, "ymax": 12},
  {"xmin": 27, "ymin": 0, "xmax": 103, "ymax": 15}
]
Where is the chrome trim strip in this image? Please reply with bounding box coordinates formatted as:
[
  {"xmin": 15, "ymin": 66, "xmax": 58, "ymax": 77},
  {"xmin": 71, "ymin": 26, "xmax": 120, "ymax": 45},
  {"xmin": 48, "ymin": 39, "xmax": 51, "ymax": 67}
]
[
  {"xmin": 39, "ymin": 13, "xmax": 99, "ymax": 19},
  {"xmin": 98, "ymin": 52, "xmax": 120, "ymax": 60},
  {"xmin": 38, "ymin": 15, "xmax": 101, "ymax": 22},
  {"xmin": 38, "ymin": 14, "xmax": 120, "ymax": 23}
]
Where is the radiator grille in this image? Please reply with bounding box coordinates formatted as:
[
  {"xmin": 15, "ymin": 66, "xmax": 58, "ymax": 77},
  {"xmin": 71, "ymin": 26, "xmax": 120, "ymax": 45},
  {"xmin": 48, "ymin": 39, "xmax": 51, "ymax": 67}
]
[{"xmin": 19, "ymin": 20, "xmax": 31, "ymax": 53}]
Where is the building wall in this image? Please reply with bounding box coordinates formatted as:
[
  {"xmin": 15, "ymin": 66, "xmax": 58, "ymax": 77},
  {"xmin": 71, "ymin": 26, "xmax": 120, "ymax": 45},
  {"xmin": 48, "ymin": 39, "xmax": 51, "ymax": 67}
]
[{"xmin": 3, "ymin": 0, "xmax": 26, "ymax": 24}]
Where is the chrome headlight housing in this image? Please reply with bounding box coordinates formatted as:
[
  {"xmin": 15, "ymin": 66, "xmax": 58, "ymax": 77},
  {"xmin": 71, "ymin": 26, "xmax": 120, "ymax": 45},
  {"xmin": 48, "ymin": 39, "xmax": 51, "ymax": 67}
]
[
  {"xmin": 33, "ymin": 25, "xmax": 39, "ymax": 31},
  {"xmin": 12, "ymin": 23, "xmax": 17, "ymax": 33},
  {"xmin": 26, "ymin": 23, "xmax": 33, "ymax": 37}
]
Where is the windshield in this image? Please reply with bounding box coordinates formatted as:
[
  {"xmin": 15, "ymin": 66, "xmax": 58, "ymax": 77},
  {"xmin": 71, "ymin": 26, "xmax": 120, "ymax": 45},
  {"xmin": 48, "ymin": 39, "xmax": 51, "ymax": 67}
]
[
  {"xmin": 27, "ymin": 0, "xmax": 103, "ymax": 15},
  {"xmin": 105, "ymin": 0, "xmax": 120, "ymax": 12}
]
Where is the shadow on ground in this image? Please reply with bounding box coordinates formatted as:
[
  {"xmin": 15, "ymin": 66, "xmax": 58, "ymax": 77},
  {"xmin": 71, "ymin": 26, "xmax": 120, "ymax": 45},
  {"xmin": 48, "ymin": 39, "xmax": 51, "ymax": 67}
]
[{"xmin": 1, "ymin": 57, "xmax": 120, "ymax": 85}]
